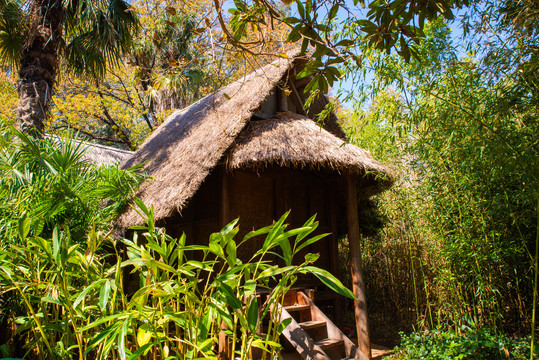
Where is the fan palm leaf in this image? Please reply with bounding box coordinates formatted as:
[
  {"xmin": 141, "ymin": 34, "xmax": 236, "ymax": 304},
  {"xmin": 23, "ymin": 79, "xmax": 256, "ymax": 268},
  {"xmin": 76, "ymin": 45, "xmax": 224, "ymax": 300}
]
[{"xmin": 0, "ymin": 0, "xmax": 25, "ymax": 68}]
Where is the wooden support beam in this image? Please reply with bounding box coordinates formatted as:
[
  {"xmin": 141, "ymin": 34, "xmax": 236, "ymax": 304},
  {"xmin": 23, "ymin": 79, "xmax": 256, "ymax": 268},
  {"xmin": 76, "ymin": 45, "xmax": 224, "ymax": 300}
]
[
  {"xmin": 219, "ymin": 169, "xmax": 232, "ymax": 359},
  {"xmin": 346, "ymin": 174, "xmax": 372, "ymax": 360},
  {"xmin": 277, "ymin": 85, "xmax": 288, "ymax": 112},
  {"xmin": 287, "ymin": 78, "xmax": 306, "ymax": 115}
]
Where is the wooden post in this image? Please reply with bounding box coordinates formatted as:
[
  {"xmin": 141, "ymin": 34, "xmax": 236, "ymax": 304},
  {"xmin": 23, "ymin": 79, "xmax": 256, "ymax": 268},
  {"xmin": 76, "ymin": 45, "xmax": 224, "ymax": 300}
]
[
  {"xmin": 346, "ymin": 174, "xmax": 372, "ymax": 359},
  {"xmin": 287, "ymin": 77, "xmax": 306, "ymax": 115},
  {"xmin": 277, "ymin": 85, "xmax": 288, "ymax": 112},
  {"xmin": 219, "ymin": 169, "xmax": 232, "ymax": 359}
]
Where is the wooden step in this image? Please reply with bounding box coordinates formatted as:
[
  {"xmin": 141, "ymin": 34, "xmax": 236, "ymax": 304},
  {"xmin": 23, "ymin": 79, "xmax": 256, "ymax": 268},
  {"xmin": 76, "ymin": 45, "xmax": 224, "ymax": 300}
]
[
  {"xmin": 299, "ymin": 320, "xmax": 326, "ymax": 330},
  {"xmin": 315, "ymin": 338, "xmax": 344, "ymax": 350},
  {"xmin": 283, "ymin": 304, "xmax": 310, "ymax": 312}
]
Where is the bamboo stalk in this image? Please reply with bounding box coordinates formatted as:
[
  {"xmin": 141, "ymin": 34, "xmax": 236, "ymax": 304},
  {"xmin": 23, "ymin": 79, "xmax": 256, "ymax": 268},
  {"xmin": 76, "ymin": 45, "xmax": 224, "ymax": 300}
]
[{"xmin": 531, "ymin": 188, "xmax": 538, "ymax": 360}]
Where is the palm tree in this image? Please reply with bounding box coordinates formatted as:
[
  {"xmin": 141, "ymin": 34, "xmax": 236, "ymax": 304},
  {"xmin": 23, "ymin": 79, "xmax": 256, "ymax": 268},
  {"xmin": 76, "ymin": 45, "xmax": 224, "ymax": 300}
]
[
  {"xmin": 131, "ymin": 11, "xmax": 207, "ymax": 123},
  {"xmin": 0, "ymin": 0, "xmax": 138, "ymax": 133}
]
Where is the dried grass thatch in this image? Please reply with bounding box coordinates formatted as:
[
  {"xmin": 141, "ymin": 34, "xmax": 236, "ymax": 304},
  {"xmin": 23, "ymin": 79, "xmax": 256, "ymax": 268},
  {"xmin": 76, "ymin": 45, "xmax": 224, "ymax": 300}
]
[
  {"xmin": 81, "ymin": 142, "xmax": 133, "ymax": 166},
  {"xmin": 227, "ymin": 112, "xmax": 392, "ymax": 183},
  {"xmin": 117, "ymin": 56, "xmax": 296, "ymax": 227},
  {"xmin": 117, "ymin": 54, "xmax": 393, "ymax": 228}
]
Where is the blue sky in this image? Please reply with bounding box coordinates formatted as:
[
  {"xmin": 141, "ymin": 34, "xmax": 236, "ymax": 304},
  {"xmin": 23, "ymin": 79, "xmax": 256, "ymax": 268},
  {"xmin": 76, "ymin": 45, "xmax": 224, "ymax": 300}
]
[{"xmin": 330, "ymin": 6, "xmax": 471, "ymax": 110}]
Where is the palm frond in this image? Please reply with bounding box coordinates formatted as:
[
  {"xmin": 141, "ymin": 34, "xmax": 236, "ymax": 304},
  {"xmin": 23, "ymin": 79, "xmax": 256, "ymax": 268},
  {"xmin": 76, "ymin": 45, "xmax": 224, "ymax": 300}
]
[
  {"xmin": 0, "ymin": 0, "xmax": 26, "ymax": 68},
  {"xmin": 64, "ymin": 0, "xmax": 139, "ymax": 78}
]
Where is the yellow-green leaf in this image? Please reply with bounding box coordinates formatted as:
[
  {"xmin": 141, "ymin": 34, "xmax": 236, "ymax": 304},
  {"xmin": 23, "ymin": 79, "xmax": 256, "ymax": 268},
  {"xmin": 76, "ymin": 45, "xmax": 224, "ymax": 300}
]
[{"xmin": 137, "ymin": 324, "xmax": 153, "ymax": 347}]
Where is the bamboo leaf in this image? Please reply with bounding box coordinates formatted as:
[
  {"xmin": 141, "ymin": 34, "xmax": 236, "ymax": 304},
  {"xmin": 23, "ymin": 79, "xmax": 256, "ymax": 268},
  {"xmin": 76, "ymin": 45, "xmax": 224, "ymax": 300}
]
[
  {"xmin": 217, "ymin": 282, "xmax": 242, "ymax": 310},
  {"xmin": 295, "ymin": 233, "xmax": 329, "ymax": 253},
  {"xmin": 52, "ymin": 226, "xmax": 60, "ymax": 262},
  {"xmin": 80, "ymin": 313, "xmax": 130, "ymax": 332},
  {"xmin": 300, "ymin": 266, "xmax": 357, "ymax": 300},
  {"xmin": 127, "ymin": 342, "xmax": 156, "ymax": 360},
  {"xmin": 118, "ymin": 319, "xmax": 130, "ymax": 360},
  {"xmin": 226, "ymin": 239, "xmax": 237, "ymax": 266},
  {"xmin": 99, "ymin": 280, "xmax": 112, "ymax": 311},
  {"xmin": 247, "ymin": 298, "xmax": 259, "ymax": 331}
]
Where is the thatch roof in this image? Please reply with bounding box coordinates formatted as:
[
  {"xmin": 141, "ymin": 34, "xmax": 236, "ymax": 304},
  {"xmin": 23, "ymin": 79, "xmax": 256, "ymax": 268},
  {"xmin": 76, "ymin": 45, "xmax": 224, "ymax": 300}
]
[
  {"xmin": 117, "ymin": 55, "xmax": 392, "ymax": 228},
  {"xmin": 228, "ymin": 112, "xmax": 391, "ymax": 179},
  {"xmin": 81, "ymin": 142, "xmax": 133, "ymax": 166},
  {"xmin": 117, "ymin": 56, "xmax": 297, "ymax": 227}
]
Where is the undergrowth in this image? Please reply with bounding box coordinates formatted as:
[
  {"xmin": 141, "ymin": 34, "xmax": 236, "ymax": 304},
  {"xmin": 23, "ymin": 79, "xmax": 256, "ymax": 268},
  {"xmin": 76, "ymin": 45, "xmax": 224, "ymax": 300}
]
[{"xmin": 394, "ymin": 327, "xmax": 534, "ymax": 360}]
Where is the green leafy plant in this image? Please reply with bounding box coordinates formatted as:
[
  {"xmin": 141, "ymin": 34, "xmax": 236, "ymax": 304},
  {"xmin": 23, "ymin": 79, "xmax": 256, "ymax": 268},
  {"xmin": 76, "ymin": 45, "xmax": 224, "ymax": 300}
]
[
  {"xmin": 0, "ymin": 125, "xmax": 144, "ymax": 242},
  {"xmin": 339, "ymin": 17, "xmax": 538, "ymax": 338},
  {"xmin": 0, "ymin": 197, "xmax": 354, "ymax": 359},
  {"xmin": 394, "ymin": 327, "xmax": 533, "ymax": 360}
]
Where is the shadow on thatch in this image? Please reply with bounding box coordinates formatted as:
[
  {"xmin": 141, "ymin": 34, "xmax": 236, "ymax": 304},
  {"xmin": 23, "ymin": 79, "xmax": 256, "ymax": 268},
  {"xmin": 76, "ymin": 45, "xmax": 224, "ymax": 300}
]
[
  {"xmin": 228, "ymin": 112, "xmax": 391, "ymax": 177},
  {"xmin": 117, "ymin": 56, "xmax": 296, "ymax": 227}
]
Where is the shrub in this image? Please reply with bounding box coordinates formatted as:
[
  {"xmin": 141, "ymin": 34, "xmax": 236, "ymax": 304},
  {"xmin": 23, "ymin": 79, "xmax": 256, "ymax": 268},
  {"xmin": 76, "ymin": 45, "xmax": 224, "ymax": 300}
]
[
  {"xmin": 394, "ymin": 327, "xmax": 533, "ymax": 360},
  {"xmin": 0, "ymin": 205, "xmax": 354, "ymax": 359}
]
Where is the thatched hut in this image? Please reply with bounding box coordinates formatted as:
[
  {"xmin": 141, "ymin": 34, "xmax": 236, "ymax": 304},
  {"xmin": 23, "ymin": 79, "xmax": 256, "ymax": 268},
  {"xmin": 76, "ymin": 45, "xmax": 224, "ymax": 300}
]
[{"xmin": 117, "ymin": 55, "xmax": 392, "ymax": 360}]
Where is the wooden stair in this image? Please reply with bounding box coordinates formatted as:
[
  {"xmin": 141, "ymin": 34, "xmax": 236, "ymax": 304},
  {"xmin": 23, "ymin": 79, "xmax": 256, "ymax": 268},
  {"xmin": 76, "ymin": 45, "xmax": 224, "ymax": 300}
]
[{"xmin": 277, "ymin": 289, "xmax": 369, "ymax": 360}]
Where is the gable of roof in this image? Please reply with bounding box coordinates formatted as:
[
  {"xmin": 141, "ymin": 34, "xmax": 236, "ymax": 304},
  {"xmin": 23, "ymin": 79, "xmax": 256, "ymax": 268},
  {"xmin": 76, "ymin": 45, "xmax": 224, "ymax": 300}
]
[
  {"xmin": 117, "ymin": 55, "xmax": 393, "ymax": 228},
  {"xmin": 227, "ymin": 112, "xmax": 392, "ymax": 194},
  {"xmin": 117, "ymin": 56, "xmax": 296, "ymax": 227}
]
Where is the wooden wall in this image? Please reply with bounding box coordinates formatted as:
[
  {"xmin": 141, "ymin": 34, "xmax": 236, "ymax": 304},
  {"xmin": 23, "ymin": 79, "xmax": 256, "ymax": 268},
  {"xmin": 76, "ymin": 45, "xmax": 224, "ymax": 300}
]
[{"xmin": 162, "ymin": 165, "xmax": 346, "ymax": 277}]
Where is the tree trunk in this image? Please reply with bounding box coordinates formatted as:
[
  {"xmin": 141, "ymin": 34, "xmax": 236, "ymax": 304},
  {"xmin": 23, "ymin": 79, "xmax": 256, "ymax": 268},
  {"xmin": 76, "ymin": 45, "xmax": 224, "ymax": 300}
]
[{"xmin": 16, "ymin": 0, "xmax": 63, "ymax": 133}]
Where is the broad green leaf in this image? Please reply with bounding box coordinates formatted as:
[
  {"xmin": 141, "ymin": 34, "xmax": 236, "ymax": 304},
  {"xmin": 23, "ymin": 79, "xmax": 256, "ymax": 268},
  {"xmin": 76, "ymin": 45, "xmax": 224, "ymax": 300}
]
[
  {"xmin": 99, "ymin": 280, "xmax": 112, "ymax": 311},
  {"xmin": 243, "ymin": 224, "xmax": 272, "ymax": 242},
  {"xmin": 41, "ymin": 296, "xmax": 62, "ymax": 305},
  {"xmin": 328, "ymin": 4, "xmax": 339, "ymax": 20},
  {"xmin": 260, "ymin": 212, "xmax": 289, "ymax": 254},
  {"xmin": 243, "ymin": 280, "xmax": 257, "ymax": 296},
  {"xmin": 247, "ymin": 298, "xmax": 259, "ymax": 331},
  {"xmin": 295, "ymin": 233, "xmax": 329, "ymax": 253},
  {"xmin": 278, "ymin": 236, "xmax": 292, "ymax": 266},
  {"xmin": 217, "ymin": 282, "xmax": 242, "ymax": 310},
  {"xmin": 133, "ymin": 198, "xmax": 149, "ymax": 216},
  {"xmin": 226, "ymin": 239, "xmax": 237, "ymax": 266},
  {"xmin": 118, "ymin": 319, "xmax": 130, "ymax": 360},
  {"xmin": 287, "ymin": 25, "xmax": 302, "ymax": 43},
  {"xmin": 304, "ymin": 253, "xmax": 320, "ymax": 263},
  {"xmin": 128, "ymin": 342, "xmax": 156, "ymax": 360},
  {"xmin": 278, "ymin": 317, "xmax": 293, "ymax": 334},
  {"xmin": 52, "ymin": 226, "xmax": 60, "ymax": 262},
  {"xmin": 80, "ymin": 313, "xmax": 130, "ymax": 331},
  {"xmin": 17, "ymin": 215, "xmax": 30, "ymax": 241},
  {"xmin": 83, "ymin": 322, "xmax": 122, "ymax": 356},
  {"xmin": 282, "ymin": 17, "xmax": 301, "ymax": 24},
  {"xmin": 301, "ymin": 266, "xmax": 357, "ymax": 300}
]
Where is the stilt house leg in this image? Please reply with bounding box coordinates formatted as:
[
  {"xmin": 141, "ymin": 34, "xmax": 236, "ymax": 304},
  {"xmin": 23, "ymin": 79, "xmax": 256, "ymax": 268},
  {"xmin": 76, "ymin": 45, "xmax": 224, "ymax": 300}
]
[{"xmin": 346, "ymin": 174, "xmax": 372, "ymax": 359}]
